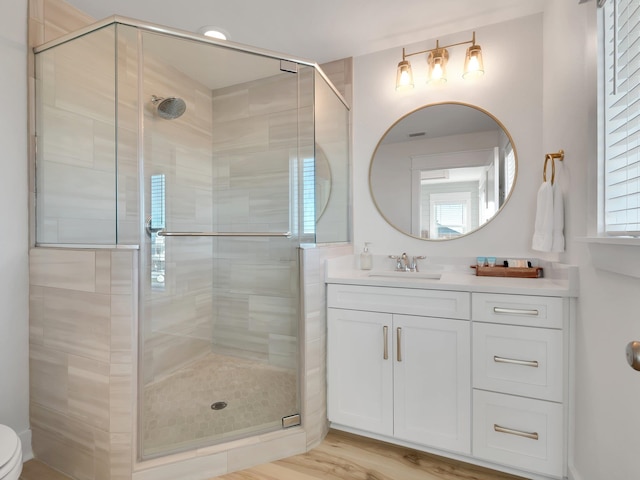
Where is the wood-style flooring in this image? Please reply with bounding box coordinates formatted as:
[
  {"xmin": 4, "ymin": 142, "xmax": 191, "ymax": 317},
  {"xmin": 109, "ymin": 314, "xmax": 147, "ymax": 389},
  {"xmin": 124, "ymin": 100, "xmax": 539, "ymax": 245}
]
[{"xmin": 20, "ymin": 429, "xmax": 529, "ymax": 480}]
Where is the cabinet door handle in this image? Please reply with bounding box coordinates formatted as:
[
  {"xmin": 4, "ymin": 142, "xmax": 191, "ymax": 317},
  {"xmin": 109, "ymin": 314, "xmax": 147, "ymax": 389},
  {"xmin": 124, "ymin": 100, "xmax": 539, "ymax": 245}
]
[
  {"xmin": 397, "ymin": 327, "xmax": 402, "ymax": 362},
  {"xmin": 494, "ymin": 424, "xmax": 539, "ymax": 440},
  {"xmin": 493, "ymin": 307, "xmax": 539, "ymax": 316},
  {"xmin": 383, "ymin": 326, "xmax": 389, "ymax": 360},
  {"xmin": 493, "ymin": 355, "xmax": 539, "ymax": 368}
]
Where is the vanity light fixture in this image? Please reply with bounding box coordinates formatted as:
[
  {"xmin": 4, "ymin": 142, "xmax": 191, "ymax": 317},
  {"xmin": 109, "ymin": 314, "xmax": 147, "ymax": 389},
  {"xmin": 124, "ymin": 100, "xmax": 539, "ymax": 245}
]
[{"xmin": 395, "ymin": 31, "xmax": 484, "ymax": 90}]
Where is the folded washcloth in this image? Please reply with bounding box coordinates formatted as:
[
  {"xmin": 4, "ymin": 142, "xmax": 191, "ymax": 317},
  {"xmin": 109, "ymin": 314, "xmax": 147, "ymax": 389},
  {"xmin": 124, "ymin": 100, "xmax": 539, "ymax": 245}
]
[
  {"xmin": 532, "ymin": 181, "xmax": 554, "ymax": 252},
  {"xmin": 551, "ymin": 183, "xmax": 565, "ymax": 252}
]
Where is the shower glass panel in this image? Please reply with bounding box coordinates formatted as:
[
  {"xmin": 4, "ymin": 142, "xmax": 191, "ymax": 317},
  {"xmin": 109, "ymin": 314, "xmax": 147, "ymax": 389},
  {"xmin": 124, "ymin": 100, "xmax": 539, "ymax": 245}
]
[
  {"xmin": 35, "ymin": 25, "xmax": 117, "ymax": 245},
  {"xmin": 34, "ymin": 17, "xmax": 350, "ymax": 465},
  {"xmin": 314, "ymin": 71, "xmax": 350, "ymax": 243},
  {"xmin": 138, "ymin": 30, "xmax": 303, "ymax": 458}
]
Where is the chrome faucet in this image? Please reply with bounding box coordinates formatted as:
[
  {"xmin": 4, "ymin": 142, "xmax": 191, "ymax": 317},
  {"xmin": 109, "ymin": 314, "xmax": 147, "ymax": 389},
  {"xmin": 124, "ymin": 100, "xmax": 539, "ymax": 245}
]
[
  {"xmin": 410, "ymin": 255, "xmax": 426, "ymax": 272},
  {"xmin": 389, "ymin": 253, "xmax": 426, "ymax": 272},
  {"xmin": 401, "ymin": 253, "xmax": 410, "ymax": 271}
]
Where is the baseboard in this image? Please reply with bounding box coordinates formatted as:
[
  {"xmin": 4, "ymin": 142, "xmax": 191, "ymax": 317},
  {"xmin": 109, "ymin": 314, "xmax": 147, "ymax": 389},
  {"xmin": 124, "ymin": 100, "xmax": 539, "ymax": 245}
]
[
  {"xmin": 568, "ymin": 464, "xmax": 584, "ymax": 480},
  {"xmin": 18, "ymin": 427, "xmax": 33, "ymax": 461}
]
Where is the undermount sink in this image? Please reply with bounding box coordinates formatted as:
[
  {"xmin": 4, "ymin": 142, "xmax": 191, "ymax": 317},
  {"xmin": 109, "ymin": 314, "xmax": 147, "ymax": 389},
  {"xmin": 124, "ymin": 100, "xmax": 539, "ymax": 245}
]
[{"xmin": 367, "ymin": 270, "xmax": 442, "ymax": 280}]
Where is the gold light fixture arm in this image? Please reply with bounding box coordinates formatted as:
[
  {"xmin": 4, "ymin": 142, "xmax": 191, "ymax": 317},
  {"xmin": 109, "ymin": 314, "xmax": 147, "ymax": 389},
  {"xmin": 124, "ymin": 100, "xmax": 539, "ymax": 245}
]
[{"xmin": 402, "ymin": 32, "xmax": 477, "ymax": 60}]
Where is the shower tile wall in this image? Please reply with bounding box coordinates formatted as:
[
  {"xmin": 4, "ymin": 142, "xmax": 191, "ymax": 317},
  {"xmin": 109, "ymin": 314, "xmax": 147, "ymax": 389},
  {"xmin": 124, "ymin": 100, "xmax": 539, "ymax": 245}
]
[
  {"xmin": 35, "ymin": 25, "xmax": 120, "ymax": 245},
  {"xmin": 28, "ymin": 243, "xmax": 350, "ymax": 480},
  {"xmin": 29, "ymin": 248, "xmax": 137, "ymax": 480},
  {"xmin": 300, "ymin": 244, "xmax": 352, "ymax": 450},
  {"xmin": 208, "ymin": 73, "xmax": 303, "ymax": 368},
  {"xmin": 141, "ymin": 37, "xmax": 217, "ymax": 383},
  {"xmin": 28, "ymin": 0, "xmax": 94, "ymax": 247},
  {"xmin": 30, "ymin": 0, "xmax": 141, "ymax": 247}
]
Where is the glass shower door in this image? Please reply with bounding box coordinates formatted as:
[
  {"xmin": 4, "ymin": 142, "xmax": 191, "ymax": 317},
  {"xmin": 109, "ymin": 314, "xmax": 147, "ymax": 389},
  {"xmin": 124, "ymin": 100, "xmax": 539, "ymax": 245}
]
[{"xmin": 138, "ymin": 30, "xmax": 304, "ymax": 458}]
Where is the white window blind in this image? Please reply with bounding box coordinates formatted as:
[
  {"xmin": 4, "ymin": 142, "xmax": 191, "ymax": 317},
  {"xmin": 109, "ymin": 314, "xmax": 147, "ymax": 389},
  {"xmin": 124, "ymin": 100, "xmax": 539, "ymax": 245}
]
[
  {"xmin": 602, "ymin": 0, "xmax": 640, "ymax": 236},
  {"xmin": 290, "ymin": 157, "xmax": 316, "ymax": 237}
]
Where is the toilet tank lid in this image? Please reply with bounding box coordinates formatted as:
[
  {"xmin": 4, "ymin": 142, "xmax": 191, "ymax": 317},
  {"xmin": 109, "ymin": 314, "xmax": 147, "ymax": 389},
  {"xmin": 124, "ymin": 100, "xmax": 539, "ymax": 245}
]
[{"xmin": 0, "ymin": 425, "xmax": 19, "ymax": 468}]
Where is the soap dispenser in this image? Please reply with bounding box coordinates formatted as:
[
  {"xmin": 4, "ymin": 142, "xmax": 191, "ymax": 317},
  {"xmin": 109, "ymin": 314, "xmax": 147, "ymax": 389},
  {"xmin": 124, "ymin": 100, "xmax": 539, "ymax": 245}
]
[{"xmin": 360, "ymin": 242, "xmax": 373, "ymax": 270}]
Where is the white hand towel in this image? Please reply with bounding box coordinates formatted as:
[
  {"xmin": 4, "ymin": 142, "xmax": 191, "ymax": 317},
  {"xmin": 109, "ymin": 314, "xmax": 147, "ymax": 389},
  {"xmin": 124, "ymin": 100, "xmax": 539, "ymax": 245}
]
[
  {"xmin": 531, "ymin": 181, "xmax": 554, "ymax": 252},
  {"xmin": 551, "ymin": 183, "xmax": 565, "ymax": 252}
]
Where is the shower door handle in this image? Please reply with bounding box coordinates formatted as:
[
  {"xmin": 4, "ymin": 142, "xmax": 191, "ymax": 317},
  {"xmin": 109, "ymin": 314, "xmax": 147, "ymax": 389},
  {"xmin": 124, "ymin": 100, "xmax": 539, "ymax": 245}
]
[{"xmin": 157, "ymin": 230, "xmax": 292, "ymax": 237}]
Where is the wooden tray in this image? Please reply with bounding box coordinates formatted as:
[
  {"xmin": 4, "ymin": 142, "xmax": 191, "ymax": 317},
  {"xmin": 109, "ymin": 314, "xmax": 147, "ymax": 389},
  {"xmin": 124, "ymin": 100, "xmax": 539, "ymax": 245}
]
[{"xmin": 471, "ymin": 265, "xmax": 543, "ymax": 278}]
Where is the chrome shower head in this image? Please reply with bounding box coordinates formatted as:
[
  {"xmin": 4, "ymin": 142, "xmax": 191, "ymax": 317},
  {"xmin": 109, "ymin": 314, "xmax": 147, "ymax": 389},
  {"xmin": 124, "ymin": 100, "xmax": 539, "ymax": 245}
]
[{"xmin": 151, "ymin": 95, "xmax": 187, "ymax": 120}]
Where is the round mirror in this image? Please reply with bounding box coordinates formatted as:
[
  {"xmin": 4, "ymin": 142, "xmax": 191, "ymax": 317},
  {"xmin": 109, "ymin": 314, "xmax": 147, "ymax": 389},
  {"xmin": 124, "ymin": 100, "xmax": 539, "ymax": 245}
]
[{"xmin": 369, "ymin": 102, "xmax": 517, "ymax": 240}]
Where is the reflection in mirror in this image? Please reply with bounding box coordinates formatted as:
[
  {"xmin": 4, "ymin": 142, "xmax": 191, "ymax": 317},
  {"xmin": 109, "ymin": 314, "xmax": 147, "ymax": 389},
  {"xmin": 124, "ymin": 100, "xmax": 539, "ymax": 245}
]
[
  {"xmin": 369, "ymin": 102, "xmax": 516, "ymax": 240},
  {"xmin": 315, "ymin": 147, "xmax": 332, "ymax": 221}
]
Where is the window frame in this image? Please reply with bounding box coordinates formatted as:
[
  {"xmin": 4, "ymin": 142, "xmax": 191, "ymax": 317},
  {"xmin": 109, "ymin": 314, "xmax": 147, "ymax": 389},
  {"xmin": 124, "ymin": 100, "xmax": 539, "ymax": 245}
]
[{"xmin": 598, "ymin": 0, "xmax": 640, "ymax": 238}]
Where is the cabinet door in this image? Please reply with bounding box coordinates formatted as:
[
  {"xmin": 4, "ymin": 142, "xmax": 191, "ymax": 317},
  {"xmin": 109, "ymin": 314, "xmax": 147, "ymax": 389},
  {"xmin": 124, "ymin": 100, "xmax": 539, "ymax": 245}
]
[
  {"xmin": 393, "ymin": 314, "xmax": 471, "ymax": 454},
  {"xmin": 327, "ymin": 308, "xmax": 393, "ymax": 435}
]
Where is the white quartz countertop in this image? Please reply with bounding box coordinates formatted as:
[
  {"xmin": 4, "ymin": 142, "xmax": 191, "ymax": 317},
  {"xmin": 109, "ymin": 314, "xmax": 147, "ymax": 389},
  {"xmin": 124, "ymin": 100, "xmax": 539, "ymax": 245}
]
[{"xmin": 325, "ymin": 255, "xmax": 579, "ymax": 297}]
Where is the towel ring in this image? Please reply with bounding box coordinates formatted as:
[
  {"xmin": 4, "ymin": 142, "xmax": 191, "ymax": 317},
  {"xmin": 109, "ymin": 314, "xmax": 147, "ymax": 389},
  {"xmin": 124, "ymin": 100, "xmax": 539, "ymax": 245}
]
[{"xmin": 543, "ymin": 150, "xmax": 564, "ymax": 185}]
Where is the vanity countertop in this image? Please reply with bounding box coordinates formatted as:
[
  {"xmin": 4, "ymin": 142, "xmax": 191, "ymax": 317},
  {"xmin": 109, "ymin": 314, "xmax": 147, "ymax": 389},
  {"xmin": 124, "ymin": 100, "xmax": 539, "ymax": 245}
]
[{"xmin": 325, "ymin": 255, "xmax": 579, "ymax": 298}]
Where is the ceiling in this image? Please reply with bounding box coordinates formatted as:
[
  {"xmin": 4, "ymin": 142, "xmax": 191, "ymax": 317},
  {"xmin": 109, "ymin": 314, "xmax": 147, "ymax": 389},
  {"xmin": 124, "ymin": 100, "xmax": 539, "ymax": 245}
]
[{"xmin": 63, "ymin": 0, "xmax": 544, "ymax": 64}]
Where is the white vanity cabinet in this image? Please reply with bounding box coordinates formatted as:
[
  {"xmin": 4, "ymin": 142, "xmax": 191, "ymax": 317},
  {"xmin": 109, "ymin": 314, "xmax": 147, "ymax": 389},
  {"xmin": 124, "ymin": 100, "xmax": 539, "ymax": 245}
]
[
  {"xmin": 327, "ymin": 284, "xmax": 471, "ymax": 454},
  {"xmin": 325, "ymin": 265, "xmax": 577, "ymax": 480},
  {"xmin": 471, "ymin": 293, "xmax": 568, "ymax": 478}
]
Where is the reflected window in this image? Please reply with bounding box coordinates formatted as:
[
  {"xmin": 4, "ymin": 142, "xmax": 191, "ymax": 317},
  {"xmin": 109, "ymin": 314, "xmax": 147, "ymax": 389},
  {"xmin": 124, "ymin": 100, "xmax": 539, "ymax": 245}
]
[
  {"xmin": 302, "ymin": 158, "xmax": 316, "ymax": 234},
  {"xmin": 428, "ymin": 192, "xmax": 470, "ymax": 239},
  {"xmin": 505, "ymin": 145, "xmax": 516, "ymax": 199},
  {"xmin": 150, "ymin": 174, "xmax": 166, "ymax": 290},
  {"xmin": 291, "ymin": 157, "xmax": 316, "ymax": 238}
]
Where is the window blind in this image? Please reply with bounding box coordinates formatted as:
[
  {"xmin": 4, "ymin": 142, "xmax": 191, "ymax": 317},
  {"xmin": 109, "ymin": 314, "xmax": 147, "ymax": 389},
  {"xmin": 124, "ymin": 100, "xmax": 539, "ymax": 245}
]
[{"xmin": 603, "ymin": 0, "xmax": 640, "ymax": 236}]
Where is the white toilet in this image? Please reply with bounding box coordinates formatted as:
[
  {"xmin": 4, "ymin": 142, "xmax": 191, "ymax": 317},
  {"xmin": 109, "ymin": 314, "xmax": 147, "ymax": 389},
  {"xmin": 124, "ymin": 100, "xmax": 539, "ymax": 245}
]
[{"xmin": 0, "ymin": 425, "xmax": 22, "ymax": 480}]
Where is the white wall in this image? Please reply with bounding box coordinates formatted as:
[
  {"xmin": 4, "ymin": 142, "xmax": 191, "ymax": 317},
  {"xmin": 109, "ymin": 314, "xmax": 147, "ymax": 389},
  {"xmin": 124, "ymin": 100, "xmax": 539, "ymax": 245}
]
[
  {"xmin": 353, "ymin": 14, "xmax": 544, "ymax": 258},
  {"xmin": 0, "ymin": 0, "xmax": 31, "ymax": 457},
  {"xmin": 544, "ymin": 1, "xmax": 640, "ymax": 479},
  {"xmin": 353, "ymin": 4, "xmax": 640, "ymax": 480}
]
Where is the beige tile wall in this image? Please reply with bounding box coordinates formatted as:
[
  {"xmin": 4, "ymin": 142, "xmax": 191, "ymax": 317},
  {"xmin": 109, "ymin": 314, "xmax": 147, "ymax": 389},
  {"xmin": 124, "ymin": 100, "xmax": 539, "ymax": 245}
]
[
  {"xmin": 29, "ymin": 0, "xmax": 97, "ymax": 247},
  {"xmin": 28, "ymin": 238, "xmax": 350, "ymax": 480},
  {"xmin": 139, "ymin": 31, "xmax": 217, "ymax": 383},
  {"xmin": 29, "ymin": 247, "xmax": 137, "ymax": 480},
  {"xmin": 300, "ymin": 244, "xmax": 353, "ymax": 449},
  {"xmin": 208, "ymin": 68, "xmax": 303, "ymax": 368},
  {"xmin": 35, "ymin": 25, "xmax": 119, "ymax": 244}
]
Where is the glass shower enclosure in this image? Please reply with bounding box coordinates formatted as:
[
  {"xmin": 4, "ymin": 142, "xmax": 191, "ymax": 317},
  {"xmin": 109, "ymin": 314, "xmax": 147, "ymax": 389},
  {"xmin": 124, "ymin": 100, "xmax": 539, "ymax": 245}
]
[{"xmin": 34, "ymin": 17, "xmax": 349, "ymax": 460}]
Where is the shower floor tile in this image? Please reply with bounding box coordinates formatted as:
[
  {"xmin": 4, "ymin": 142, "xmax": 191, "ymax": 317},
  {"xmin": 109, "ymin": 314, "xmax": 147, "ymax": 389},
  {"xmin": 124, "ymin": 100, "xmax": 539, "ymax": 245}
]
[{"xmin": 142, "ymin": 353, "xmax": 298, "ymax": 456}]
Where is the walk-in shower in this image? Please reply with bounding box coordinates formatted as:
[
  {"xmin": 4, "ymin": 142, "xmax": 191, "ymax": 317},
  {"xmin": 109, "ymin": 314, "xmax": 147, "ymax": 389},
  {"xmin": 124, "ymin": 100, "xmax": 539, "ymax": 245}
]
[{"xmin": 32, "ymin": 16, "xmax": 349, "ymax": 479}]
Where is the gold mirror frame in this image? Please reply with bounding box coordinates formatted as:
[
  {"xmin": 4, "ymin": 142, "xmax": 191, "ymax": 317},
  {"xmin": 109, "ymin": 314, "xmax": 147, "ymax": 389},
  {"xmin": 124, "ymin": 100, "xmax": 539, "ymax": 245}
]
[{"xmin": 369, "ymin": 102, "xmax": 518, "ymax": 241}]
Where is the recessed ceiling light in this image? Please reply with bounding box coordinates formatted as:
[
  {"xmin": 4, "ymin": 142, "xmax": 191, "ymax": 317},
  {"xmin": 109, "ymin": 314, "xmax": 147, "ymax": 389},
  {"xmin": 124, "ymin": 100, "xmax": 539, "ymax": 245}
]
[{"xmin": 197, "ymin": 26, "xmax": 229, "ymax": 40}]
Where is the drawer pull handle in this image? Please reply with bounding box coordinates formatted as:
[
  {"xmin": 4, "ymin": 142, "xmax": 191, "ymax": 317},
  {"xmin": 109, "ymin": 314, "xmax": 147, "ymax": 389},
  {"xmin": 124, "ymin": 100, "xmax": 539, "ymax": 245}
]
[
  {"xmin": 397, "ymin": 327, "xmax": 402, "ymax": 362},
  {"xmin": 493, "ymin": 307, "xmax": 539, "ymax": 316},
  {"xmin": 493, "ymin": 356, "xmax": 539, "ymax": 368},
  {"xmin": 494, "ymin": 424, "xmax": 539, "ymax": 440},
  {"xmin": 383, "ymin": 326, "xmax": 389, "ymax": 360}
]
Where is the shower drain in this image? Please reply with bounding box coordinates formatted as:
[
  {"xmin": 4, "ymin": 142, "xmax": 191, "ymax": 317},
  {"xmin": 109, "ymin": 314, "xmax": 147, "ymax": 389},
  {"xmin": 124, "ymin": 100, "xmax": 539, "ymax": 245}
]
[{"xmin": 211, "ymin": 401, "xmax": 228, "ymax": 411}]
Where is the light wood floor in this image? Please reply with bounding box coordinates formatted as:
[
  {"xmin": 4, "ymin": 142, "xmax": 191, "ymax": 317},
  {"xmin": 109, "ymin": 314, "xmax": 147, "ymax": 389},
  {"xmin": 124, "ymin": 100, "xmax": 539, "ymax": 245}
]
[{"xmin": 21, "ymin": 430, "xmax": 529, "ymax": 480}]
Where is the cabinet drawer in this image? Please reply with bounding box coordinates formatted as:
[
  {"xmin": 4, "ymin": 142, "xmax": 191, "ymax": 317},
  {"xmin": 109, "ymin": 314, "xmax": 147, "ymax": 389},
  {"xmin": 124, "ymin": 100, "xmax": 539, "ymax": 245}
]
[
  {"xmin": 327, "ymin": 284, "xmax": 470, "ymax": 319},
  {"xmin": 473, "ymin": 323, "xmax": 563, "ymax": 401},
  {"xmin": 472, "ymin": 293, "xmax": 564, "ymax": 328},
  {"xmin": 473, "ymin": 390, "xmax": 564, "ymax": 478}
]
